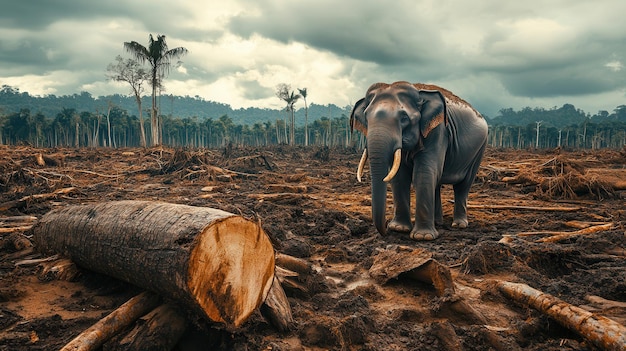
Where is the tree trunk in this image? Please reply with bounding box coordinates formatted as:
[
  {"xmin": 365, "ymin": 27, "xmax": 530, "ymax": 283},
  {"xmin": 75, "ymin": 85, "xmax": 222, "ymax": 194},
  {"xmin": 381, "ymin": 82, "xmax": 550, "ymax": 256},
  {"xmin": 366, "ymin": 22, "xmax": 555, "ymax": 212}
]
[{"xmin": 31, "ymin": 200, "xmax": 275, "ymax": 328}]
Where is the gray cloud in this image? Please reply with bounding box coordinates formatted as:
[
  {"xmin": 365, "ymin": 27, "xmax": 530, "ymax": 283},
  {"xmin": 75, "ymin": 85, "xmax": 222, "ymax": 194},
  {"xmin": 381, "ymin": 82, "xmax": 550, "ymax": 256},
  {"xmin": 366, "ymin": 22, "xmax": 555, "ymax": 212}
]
[
  {"xmin": 228, "ymin": 0, "xmax": 445, "ymax": 65},
  {"xmin": 0, "ymin": 0, "xmax": 625, "ymax": 117}
]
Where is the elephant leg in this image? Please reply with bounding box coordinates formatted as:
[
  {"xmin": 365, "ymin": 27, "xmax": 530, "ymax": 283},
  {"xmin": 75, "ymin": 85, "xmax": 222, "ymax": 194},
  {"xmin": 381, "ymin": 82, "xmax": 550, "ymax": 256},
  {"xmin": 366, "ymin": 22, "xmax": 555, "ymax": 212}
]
[
  {"xmin": 388, "ymin": 164, "xmax": 412, "ymax": 233},
  {"xmin": 434, "ymin": 185, "xmax": 443, "ymax": 226},
  {"xmin": 410, "ymin": 170, "xmax": 439, "ymax": 241},
  {"xmin": 451, "ymin": 183, "xmax": 469, "ymax": 228},
  {"xmin": 452, "ymin": 148, "xmax": 485, "ymax": 229}
]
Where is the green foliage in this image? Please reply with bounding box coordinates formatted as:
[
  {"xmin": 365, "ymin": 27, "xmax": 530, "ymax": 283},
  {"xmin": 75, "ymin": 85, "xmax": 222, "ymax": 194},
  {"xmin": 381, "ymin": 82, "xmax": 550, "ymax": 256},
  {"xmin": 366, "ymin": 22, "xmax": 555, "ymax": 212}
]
[
  {"xmin": 490, "ymin": 104, "xmax": 588, "ymax": 129},
  {"xmin": 1, "ymin": 85, "xmax": 624, "ymax": 149}
]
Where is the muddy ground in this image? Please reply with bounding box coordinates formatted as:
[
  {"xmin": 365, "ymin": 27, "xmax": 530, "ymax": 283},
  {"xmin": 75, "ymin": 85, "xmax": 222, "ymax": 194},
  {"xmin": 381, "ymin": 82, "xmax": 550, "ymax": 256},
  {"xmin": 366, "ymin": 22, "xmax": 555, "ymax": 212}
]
[{"xmin": 0, "ymin": 145, "xmax": 625, "ymax": 351}]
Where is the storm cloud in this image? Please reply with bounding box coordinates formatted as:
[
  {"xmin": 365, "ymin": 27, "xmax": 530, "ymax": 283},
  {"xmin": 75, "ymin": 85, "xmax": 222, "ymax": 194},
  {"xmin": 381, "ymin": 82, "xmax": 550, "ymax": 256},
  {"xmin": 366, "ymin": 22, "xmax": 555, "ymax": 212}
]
[{"xmin": 1, "ymin": 0, "xmax": 624, "ymax": 117}]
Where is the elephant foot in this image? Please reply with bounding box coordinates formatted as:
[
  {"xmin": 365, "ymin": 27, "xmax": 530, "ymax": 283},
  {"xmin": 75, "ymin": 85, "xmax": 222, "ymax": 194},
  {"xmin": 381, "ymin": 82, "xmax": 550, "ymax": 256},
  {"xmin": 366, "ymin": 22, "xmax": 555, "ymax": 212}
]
[
  {"xmin": 410, "ymin": 228, "xmax": 440, "ymax": 241},
  {"xmin": 388, "ymin": 218, "xmax": 412, "ymax": 233},
  {"xmin": 451, "ymin": 218, "xmax": 468, "ymax": 229}
]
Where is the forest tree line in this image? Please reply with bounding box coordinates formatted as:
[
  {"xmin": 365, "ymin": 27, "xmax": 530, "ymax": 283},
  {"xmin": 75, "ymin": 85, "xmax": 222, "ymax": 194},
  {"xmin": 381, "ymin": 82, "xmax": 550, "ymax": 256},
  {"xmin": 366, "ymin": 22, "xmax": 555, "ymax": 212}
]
[{"xmin": 1, "ymin": 86, "xmax": 625, "ymax": 149}]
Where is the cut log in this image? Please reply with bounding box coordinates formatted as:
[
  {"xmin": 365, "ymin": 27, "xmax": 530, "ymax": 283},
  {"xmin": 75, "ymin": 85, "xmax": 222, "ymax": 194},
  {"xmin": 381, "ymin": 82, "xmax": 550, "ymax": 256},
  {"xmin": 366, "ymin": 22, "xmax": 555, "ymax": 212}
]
[
  {"xmin": 61, "ymin": 291, "xmax": 161, "ymax": 351},
  {"xmin": 31, "ymin": 200, "xmax": 275, "ymax": 328},
  {"xmin": 276, "ymin": 253, "xmax": 313, "ymax": 275},
  {"xmin": 260, "ymin": 276, "xmax": 294, "ymax": 332},
  {"xmin": 498, "ymin": 281, "xmax": 626, "ymax": 351},
  {"xmin": 102, "ymin": 303, "xmax": 187, "ymax": 351}
]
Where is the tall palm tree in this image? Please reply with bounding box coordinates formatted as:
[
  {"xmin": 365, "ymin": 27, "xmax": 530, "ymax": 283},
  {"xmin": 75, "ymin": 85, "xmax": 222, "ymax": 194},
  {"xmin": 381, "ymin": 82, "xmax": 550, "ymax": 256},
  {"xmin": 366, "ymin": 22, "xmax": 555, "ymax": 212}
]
[
  {"xmin": 298, "ymin": 88, "xmax": 308, "ymax": 146},
  {"xmin": 275, "ymin": 84, "xmax": 300, "ymax": 145},
  {"xmin": 124, "ymin": 34, "xmax": 188, "ymax": 146}
]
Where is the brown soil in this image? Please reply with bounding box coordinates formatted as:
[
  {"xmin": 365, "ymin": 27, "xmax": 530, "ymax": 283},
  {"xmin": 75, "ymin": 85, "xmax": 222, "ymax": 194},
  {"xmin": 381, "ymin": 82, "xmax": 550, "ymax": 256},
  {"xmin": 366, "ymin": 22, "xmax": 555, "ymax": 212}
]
[{"xmin": 1, "ymin": 145, "xmax": 625, "ymax": 351}]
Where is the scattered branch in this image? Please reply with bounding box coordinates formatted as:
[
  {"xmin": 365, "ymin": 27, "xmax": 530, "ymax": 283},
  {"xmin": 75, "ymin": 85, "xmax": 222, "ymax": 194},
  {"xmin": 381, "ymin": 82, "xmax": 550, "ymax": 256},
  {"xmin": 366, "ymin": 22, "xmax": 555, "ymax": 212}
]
[
  {"xmin": 498, "ymin": 281, "xmax": 626, "ymax": 351},
  {"xmin": 468, "ymin": 203, "xmax": 581, "ymax": 212},
  {"xmin": 60, "ymin": 291, "xmax": 161, "ymax": 351}
]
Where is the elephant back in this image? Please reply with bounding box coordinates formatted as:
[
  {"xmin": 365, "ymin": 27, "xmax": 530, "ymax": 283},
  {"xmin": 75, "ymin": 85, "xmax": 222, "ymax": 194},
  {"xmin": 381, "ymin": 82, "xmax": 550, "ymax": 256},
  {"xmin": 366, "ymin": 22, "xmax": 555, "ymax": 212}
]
[{"xmin": 413, "ymin": 83, "xmax": 482, "ymax": 118}]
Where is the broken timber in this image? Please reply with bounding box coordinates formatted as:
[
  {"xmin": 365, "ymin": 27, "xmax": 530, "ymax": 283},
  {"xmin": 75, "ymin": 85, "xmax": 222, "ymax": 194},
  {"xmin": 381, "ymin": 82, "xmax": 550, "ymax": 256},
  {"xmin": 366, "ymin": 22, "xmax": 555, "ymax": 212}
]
[
  {"xmin": 498, "ymin": 281, "xmax": 626, "ymax": 351},
  {"xmin": 31, "ymin": 200, "xmax": 276, "ymax": 328},
  {"xmin": 60, "ymin": 291, "xmax": 161, "ymax": 351}
]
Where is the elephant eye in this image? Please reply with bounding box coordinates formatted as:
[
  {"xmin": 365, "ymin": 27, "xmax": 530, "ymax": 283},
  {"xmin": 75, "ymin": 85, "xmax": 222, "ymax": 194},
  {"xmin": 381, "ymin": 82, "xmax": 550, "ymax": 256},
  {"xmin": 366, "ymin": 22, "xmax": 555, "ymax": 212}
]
[{"xmin": 400, "ymin": 111, "xmax": 410, "ymax": 125}]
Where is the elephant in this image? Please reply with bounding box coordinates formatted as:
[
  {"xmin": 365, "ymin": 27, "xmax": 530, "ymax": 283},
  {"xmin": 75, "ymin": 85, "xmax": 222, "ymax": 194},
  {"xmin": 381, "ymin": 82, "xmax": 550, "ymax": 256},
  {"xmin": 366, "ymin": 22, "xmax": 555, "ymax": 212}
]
[{"xmin": 350, "ymin": 81, "xmax": 488, "ymax": 240}]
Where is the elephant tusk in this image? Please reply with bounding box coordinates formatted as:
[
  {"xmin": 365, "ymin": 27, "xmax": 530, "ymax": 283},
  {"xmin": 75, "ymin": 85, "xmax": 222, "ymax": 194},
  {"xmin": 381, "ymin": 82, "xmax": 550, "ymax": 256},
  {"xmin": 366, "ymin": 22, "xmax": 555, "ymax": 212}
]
[
  {"xmin": 383, "ymin": 149, "xmax": 401, "ymax": 182},
  {"xmin": 357, "ymin": 148, "xmax": 368, "ymax": 182}
]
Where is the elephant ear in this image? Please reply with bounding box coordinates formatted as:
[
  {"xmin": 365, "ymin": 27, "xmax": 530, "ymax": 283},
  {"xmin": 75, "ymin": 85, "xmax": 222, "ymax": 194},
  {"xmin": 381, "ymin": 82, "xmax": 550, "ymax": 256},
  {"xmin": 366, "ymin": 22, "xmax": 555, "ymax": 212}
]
[
  {"xmin": 350, "ymin": 97, "xmax": 368, "ymax": 136},
  {"xmin": 418, "ymin": 90, "xmax": 448, "ymax": 138}
]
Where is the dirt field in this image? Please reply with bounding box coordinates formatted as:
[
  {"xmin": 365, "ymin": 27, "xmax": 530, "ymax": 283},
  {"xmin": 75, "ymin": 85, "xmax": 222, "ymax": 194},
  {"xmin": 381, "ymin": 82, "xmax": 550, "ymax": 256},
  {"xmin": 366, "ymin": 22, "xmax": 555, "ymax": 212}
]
[{"xmin": 1, "ymin": 145, "xmax": 625, "ymax": 350}]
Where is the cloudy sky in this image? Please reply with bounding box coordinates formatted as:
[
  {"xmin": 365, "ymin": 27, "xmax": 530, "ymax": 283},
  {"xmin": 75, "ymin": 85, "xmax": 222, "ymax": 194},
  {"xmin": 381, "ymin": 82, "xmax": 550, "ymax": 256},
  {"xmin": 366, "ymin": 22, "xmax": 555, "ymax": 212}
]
[{"xmin": 1, "ymin": 1, "xmax": 625, "ymax": 117}]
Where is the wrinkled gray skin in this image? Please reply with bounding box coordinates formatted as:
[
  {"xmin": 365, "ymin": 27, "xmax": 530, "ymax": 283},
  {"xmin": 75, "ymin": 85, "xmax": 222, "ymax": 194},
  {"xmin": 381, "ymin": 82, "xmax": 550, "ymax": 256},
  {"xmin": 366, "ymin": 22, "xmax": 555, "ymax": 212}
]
[{"xmin": 350, "ymin": 81, "xmax": 488, "ymax": 240}]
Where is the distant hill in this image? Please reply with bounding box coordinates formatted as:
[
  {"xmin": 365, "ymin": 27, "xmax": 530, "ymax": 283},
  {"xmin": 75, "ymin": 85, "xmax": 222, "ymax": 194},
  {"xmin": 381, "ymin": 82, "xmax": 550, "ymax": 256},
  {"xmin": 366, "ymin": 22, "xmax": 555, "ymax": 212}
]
[{"xmin": 0, "ymin": 86, "xmax": 351, "ymax": 126}]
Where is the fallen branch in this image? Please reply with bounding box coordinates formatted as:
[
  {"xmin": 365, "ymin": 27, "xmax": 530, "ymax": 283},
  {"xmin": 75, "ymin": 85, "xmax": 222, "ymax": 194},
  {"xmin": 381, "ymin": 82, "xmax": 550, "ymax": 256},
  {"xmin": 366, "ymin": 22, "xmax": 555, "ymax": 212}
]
[
  {"xmin": 498, "ymin": 281, "xmax": 626, "ymax": 351},
  {"xmin": 248, "ymin": 193, "xmax": 310, "ymax": 202},
  {"xmin": 60, "ymin": 291, "xmax": 161, "ymax": 351},
  {"xmin": 604, "ymin": 248, "xmax": 626, "ymax": 257},
  {"xmin": 276, "ymin": 253, "xmax": 313, "ymax": 275},
  {"xmin": 73, "ymin": 169, "xmax": 124, "ymax": 178},
  {"xmin": 15, "ymin": 254, "xmax": 60, "ymax": 267},
  {"xmin": 0, "ymin": 187, "xmax": 76, "ymax": 211},
  {"xmin": 537, "ymin": 223, "xmax": 614, "ymax": 243},
  {"xmin": 0, "ymin": 225, "xmax": 33, "ymax": 233},
  {"xmin": 516, "ymin": 223, "xmax": 614, "ymax": 238},
  {"xmin": 564, "ymin": 220, "xmax": 611, "ymax": 229},
  {"xmin": 102, "ymin": 303, "xmax": 187, "ymax": 351},
  {"xmin": 468, "ymin": 204, "xmax": 581, "ymax": 212},
  {"xmin": 585, "ymin": 295, "xmax": 626, "ymax": 310},
  {"xmin": 0, "ymin": 215, "xmax": 38, "ymax": 223}
]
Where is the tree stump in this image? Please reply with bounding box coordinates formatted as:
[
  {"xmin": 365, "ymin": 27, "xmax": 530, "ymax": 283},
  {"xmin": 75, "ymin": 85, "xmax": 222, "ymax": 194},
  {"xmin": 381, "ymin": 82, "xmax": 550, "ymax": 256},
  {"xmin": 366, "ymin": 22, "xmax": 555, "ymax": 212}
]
[{"xmin": 31, "ymin": 200, "xmax": 275, "ymax": 328}]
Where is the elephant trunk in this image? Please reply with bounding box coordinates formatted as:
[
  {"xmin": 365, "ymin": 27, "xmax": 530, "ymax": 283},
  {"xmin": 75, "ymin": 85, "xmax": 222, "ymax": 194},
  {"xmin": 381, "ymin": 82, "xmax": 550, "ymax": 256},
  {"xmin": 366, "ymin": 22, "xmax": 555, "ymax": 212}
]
[{"xmin": 367, "ymin": 132, "xmax": 401, "ymax": 236}]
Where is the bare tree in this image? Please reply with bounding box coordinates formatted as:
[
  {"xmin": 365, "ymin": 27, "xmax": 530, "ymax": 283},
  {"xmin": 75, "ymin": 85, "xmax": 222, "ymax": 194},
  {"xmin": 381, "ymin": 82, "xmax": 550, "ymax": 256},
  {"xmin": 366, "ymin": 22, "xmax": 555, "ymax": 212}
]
[
  {"xmin": 298, "ymin": 88, "xmax": 309, "ymax": 146},
  {"xmin": 535, "ymin": 121, "xmax": 542, "ymax": 148},
  {"xmin": 106, "ymin": 55, "xmax": 149, "ymax": 147}
]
